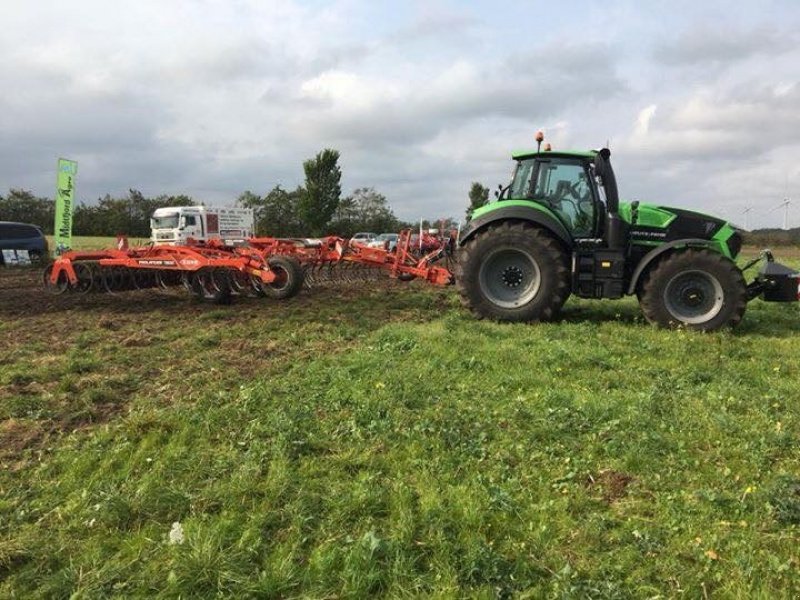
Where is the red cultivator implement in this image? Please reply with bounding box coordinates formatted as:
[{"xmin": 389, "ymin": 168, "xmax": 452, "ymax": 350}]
[{"xmin": 43, "ymin": 229, "xmax": 454, "ymax": 303}]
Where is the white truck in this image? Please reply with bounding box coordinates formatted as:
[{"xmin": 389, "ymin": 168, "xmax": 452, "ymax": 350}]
[{"xmin": 150, "ymin": 206, "xmax": 254, "ymax": 245}]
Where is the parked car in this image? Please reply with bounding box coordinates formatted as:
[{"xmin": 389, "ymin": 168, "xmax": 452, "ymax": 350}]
[
  {"xmin": 0, "ymin": 221, "xmax": 48, "ymax": 264},
  {"xmin": 367, "ymin": 233, "xmax": 399, "ymax": 251},
  {"xmin": 350, "ymin": 232, "xmax": 377, "ymax": 245}
]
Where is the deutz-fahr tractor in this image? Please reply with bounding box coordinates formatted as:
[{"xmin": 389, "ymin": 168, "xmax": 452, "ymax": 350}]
[{"xmin": 456, "ymin": 139, "xmax": 799, "ymax": 331}]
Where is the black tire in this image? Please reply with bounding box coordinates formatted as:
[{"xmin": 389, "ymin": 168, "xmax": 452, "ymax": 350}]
[
  {"xmin": 455, "ymin": 221, "xmax": 570, "ymax": 322},
  {"xmin": 638, "ymin": 249, "xmax": 746, "ymax": 331},
  {"xmin": 260, "ymin": 256, "xmax": 304, "ymax": 299}
]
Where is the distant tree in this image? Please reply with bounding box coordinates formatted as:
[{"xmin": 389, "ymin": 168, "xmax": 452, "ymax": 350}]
[
  {"xmin": 329, "ymin": 195, "xmax": 358, "ymax": 237},
  {"xmin": 236, "ymin": 190, "xmax": 264, "ymax": 230},
  {"xmin": 352, "ymin": 187, "xmax": 399, "ymax": 233},
  {"xmin": 238, "ymin": 185, "xmax": 305, "ymax": 237},
  {"xmin": 72, "ymin": 190, "xmax": 193, "ymax": 236},
  {"xmin": 466, "ymin": 182, "xmax": 489, "ymax": 217},
  {"xmin": 328, "ymin": 187, "xmax": 402, "ymax": 237},
  {"xmin": 298, "ymin": 148, "xmax": 342, "ymax": 235},
  {"xmin": 0, "ymin": 189, "xmax": 55, "ymax": 232}
]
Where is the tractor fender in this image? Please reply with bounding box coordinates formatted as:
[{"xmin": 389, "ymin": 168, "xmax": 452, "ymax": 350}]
[
  {"xmin": 459, "ymin": 205, "xmax": 571, "ymax": 248},
  {"xmin": 626, "ymin": 238, "xmax": 718, "ymax": 295}
]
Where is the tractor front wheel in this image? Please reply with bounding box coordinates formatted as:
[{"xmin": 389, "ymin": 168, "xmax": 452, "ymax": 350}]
[
  {"xmin": 455, "ymin": 221, "xmax": 570, "ymax": 322},
  {"xmin": 638, "ymin": 249, "xmax": 746, "ymax": 331}
]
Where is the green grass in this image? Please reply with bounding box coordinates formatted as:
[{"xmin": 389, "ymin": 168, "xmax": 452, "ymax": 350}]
[
  {"xmin": 45, "ymin": 235, "xmax": 150, "ymax": 251},
  {"xmin": 1, "ymin": 254, "xmax": 800, "ymax": 598}
]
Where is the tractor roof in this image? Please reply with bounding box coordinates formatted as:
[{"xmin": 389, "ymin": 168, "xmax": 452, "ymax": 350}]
[{"xmin": 511, "ymin": 149, "xmax": 598, "ymax": 161}]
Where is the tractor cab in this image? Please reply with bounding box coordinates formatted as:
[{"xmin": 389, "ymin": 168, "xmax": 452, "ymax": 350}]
[{"xmin": 507, "ymin": 150, "xmax": 601, "ymax": 239}]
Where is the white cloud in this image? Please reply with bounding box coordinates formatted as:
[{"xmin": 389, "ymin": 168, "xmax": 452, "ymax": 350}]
[{"xmin": 1, "ymin": 1, "xmax": 799, "ymax": 229}]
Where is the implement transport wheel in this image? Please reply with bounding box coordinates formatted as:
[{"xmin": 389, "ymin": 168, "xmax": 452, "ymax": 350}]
[
  {"xmin": 260, "ymin": 256, "xmax": 304, "ymax": 299},
  {"xmin": 456, "ymin": 221, "xmax": 570, "ymax": 322},
  {"xmin": 638, "ymin": 249, "xmax": 746, "ymax": 331}
]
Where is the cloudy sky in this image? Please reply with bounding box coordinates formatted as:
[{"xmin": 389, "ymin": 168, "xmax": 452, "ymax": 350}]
[{"xmin": 2, "ymin": 0, "xmax": 799, "ymax": 229}]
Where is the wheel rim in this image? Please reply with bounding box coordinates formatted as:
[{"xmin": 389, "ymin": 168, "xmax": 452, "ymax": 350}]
[
  {"xmin": 663, "ymin": 270, "xmax": 724, "ymax": 324},
  {"xmin": 268, "ymin": 265, "xmax": 290, "ymax": 291},
  {"xmin": 478, "ymin": 247, "xmax": 541, "ymax": 309}
]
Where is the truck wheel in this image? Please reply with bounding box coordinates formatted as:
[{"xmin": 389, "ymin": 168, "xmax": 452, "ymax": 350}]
[
  {"xmin": 261, "ymin": 256, "xmax": 303, "ymax": 299},
  {"xmin": 455, "ymin": 221, "xmax": 570, "ymax": 322},
  {"xmin": 639, "ymin": 249, "xmax": 746, "ymax": 331}
]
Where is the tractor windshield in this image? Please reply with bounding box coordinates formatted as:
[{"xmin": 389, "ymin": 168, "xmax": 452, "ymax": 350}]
[
  {"xmin": 509, "ymin": 159, "xmax": 536, "ymax": 198},
  {"xmin": 151, "ymin": 214, "xmax": 179, "ymax": 229}
]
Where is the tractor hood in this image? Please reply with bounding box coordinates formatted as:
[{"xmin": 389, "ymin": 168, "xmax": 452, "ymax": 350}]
[{"xmin": 620, "ymin": 201, "xmax": 742, "ymax": 258}]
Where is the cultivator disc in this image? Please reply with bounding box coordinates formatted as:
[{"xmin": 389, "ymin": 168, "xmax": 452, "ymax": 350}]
[{"xmin": 42, "ymin": 264, "xmax": 70, "ymax": 295}]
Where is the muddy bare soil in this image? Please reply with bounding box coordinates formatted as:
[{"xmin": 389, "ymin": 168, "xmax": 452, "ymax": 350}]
[{"xmin": 0, "ymin": 265, "xmax": 400, "ymax": 319}]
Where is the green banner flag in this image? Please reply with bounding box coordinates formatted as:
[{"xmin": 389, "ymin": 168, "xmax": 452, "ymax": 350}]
[{"xmin": 54, "ymin": 158, "xmax": 78, "ymax": 256}]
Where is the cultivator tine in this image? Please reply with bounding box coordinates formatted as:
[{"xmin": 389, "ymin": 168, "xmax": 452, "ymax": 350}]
[
  {"xmin": 302, "ymin": 263, "xmax": 317, "ymax": 289},
  {"xmin": 297, "ymin": 260, "xmax": 386, "ymax": 288},
  {"xmin": 155, "ymin": 270, "xmax": 182, "ymax": 291}
]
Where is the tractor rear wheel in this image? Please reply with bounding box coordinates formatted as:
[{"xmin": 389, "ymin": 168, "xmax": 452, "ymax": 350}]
[
  {"xmin": 260, "ymin": 256, "xmax": 304, "ymax": 299},
  {"xmin": 455, "ymin": 221, "xmax": 570, "ymax": 322},
  {"xmin": 639, "ymin": 249, "xmax": 746, "ymax": 331}
]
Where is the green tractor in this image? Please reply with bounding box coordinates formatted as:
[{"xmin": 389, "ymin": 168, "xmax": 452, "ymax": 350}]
[{"xmin": 456, "ymin": 142, "xmax": 799, "ymax": 331}]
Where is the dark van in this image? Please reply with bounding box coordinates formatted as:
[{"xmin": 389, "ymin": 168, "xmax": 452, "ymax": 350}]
[{"xmin": 0, "ymin": 222, "xmax": 48, "ymax": 264}]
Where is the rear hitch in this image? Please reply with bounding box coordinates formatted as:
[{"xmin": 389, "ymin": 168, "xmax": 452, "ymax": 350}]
[{"xmin": 743, "ymin": 249, "xmax": 800, "ymax": 303}]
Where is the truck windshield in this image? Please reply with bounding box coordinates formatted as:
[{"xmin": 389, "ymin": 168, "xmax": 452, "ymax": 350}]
[
  {"xmin": 151, "ymin": 214, "xmax": 179, "ymax": 229},
  {"xmin": 509, "ymin": 159, "xmax": 536, "ymax": 198}
]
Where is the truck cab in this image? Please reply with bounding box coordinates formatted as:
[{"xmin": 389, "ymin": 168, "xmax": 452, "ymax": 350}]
[{"xmin": 151, "ymin": 206, "xmax": 254, "ymax": 245}]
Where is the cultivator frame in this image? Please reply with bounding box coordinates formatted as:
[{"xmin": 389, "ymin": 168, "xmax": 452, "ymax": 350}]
[
  {"xmin": 44, "ymin": 229, "xmax": 454, "ymax": 302},
  {"xmin": 250, "ymin": 229, "xmax": 453, "ymax": 286}
]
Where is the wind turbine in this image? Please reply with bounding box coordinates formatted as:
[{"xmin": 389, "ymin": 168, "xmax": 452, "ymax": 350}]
[
  {"xmin": 742, "ymin": 206, "xmax": 753, "ymax": 231},
  {"xmin": 771, "ymin": 199, "xmax": 792, "ymax": 230}
]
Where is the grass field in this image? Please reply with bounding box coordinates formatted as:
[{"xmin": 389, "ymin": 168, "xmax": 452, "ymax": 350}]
[
  {"xmin": 1, "ymin": 244, "xmax": 799, "ymax": 597},
  {"xmin": 45, "ymin": 236, "xmax": 151, "ymax": 251}
]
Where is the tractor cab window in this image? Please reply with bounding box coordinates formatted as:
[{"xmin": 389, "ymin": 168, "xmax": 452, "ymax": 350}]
[
  {"xmin": 531, "ymin": 160, "xmax": 595, "ymax": 237},
  {"xmin": 509, "ymin": 159, "xmax": 536, "ymax": 199}
]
